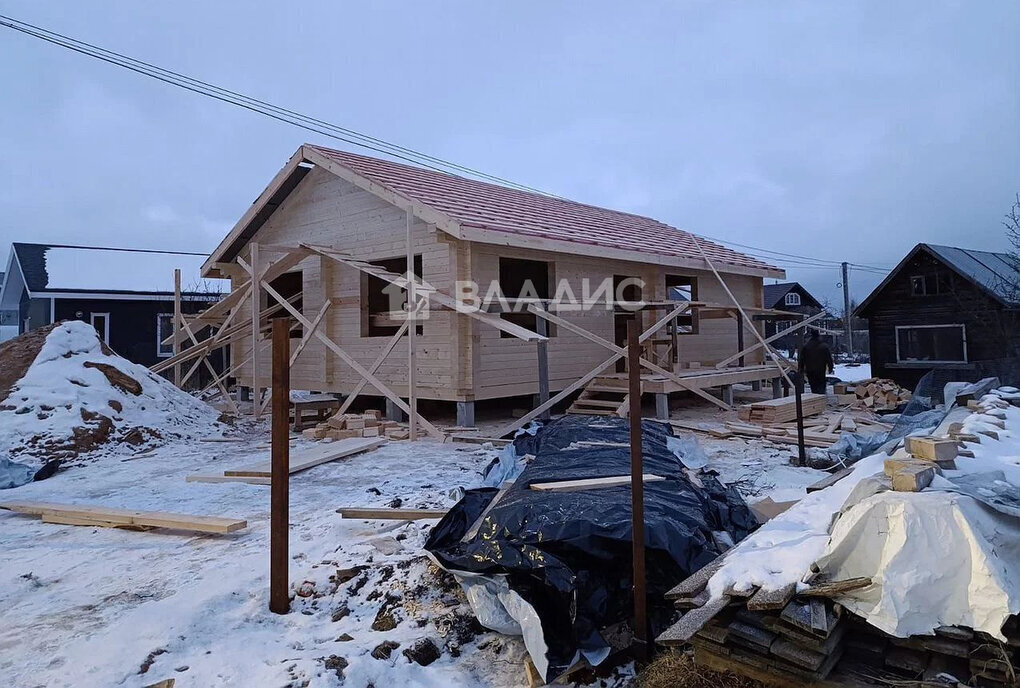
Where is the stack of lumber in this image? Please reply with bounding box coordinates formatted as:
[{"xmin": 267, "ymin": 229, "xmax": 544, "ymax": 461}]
[
  {"xmin": 671, "ymin": 410, "xmax": 892, "ymax": 448},
  {"xmin": 658, "ymin": 567, "xmax": 1019, "ymax": 687},
  {"xmin": 737, "ymin": 393, "xmax": 828, "ymax": 424},
  {"xmin": 833, "ymin": 378, "xmax": 912, "ymax": 411},
  {"xmin": 302, "ymin": 410, "xmax": 408, "ymax": 441}
]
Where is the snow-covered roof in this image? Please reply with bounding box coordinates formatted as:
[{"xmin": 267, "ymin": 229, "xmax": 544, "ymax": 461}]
[{"xmin": 8, "ymin": 243, "xmax": 229, "ymax": 297}]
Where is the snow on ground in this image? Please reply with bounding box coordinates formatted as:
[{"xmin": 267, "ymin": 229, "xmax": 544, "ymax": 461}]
[
  {"xmin": 833, "ymin": 363, "xmax": 872, "ymax": 382},
  {"xmin": 0, "ymin": 425, "xmax": 644, "ymax": 688},
  {"xmin": 0, "ymin": 321, "xmax": 222, "ymax": 464},
  {"xmin": 0, "ymin": 380, "xmax": 828, "ymax": 688}
]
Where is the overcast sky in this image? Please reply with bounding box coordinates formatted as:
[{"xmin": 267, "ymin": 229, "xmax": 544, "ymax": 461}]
[{"xmin": 1, "ymin": 1, "xmax": 1017, "ymax": 306}]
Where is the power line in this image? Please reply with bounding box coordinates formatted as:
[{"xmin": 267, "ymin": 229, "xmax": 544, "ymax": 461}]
[
  {"xmin": 1, "ymin": 13, "xmax": 897, "ymax": 276},
  {"xmin": 0, "ymin": 13, "xmax": 556, "ymax": 196}
]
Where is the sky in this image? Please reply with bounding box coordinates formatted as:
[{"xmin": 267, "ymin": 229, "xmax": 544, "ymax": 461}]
[{"xmin": 1, "ymin": 1, "xmax": 1018, "ymax": 308}]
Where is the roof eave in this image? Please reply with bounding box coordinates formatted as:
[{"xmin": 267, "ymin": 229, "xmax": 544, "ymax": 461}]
[{"xmin": 457, "ymin": 224, "xmax": 784, "ymax": 278}]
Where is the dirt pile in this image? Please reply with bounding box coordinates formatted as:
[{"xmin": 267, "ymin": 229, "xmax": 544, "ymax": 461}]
[{"xmin": 0, "ymin": 321, "xmax": 222, "ymax": 463}]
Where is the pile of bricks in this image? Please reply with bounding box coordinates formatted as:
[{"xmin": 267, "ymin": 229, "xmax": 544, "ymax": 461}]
[{"xmin": 301, "ymin": 410, "xmax": 409, "ymax": 441}]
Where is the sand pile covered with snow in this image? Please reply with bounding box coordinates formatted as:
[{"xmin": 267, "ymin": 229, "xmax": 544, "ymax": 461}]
[{"xmin": 0, "ymin": 321, "xmax": 223, "ymax": 463}]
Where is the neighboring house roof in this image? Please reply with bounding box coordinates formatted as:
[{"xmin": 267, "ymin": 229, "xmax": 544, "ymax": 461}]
[
  {"xmin": 856, "ymin": 243, "xmax": 1020, "ymax": 316},
  {"xmin": 3, "ymin": 243, "xmax": 229, "ymax": 299},
  {"xmin": 204, "ymin": 144, "xmax": 785, "ymax": 279},
  {"xmin": 763, "ymin": 282, "xmax": 823, "ymax": 310}
]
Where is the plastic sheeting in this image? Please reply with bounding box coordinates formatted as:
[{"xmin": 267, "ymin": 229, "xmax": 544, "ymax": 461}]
[
  {"xmin": 425, "ymin": 415, "xmax": 756, "ymax": 681},
  {"xmin": 0, "ymin": 457, "xmax": 35, "ymax": 489},
  {"xmin": 815, "ymin": 474, "xmax": 1020, "ymax": 640}
]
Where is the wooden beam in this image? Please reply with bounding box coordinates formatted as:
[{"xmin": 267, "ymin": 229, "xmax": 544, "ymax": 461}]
[
  {"xmin": 335, "ymin": 320, "xmax": 409, "ymax": 416},
  {"xmin": 226, "ymin": 437, "xmax": 387, "ymax": 478},
  {"xmin": 492, "ymin": 304, "xmax": 692, "ymax": 438},
  {"xmin": 337, "ymin": 507, "xmax": 448, "ymax": 520},
  {"xmin": 250, "ymin": 242, "xmax": 262, "ymax": 418},
  {"xmin": 0, "ymin": 501, "xmax": 247, "ymax": 534},
  {"xmin": 716, "ymin": 311, "xmax": 826, "ymax": 369},
  {"xmin": 186, "ymin": 474, "xmax": 271, "ymax": 485},
  {"xmin": 407, "ymin": 209, "xmax": 418, "ymax": 442},
  {"xmin": 270, "ymin": 318, "xmax": 290, "ymax": 615},
  {"xmin": 173, "ymin": 268, "xmax": 182, "ymax": 387},
  {"xmin": 529, "ymin": 474, "xmax": 665, "ymax": 492},
  {"xmin": 259, "ymin": 279, "xmax": 445, "ymax": 440},
  {"xmin": 289, "ymin": 300, "xmax": 331, "ymax": 367},
  {"xmin": 691, "ymin": 237, "xmax": 794, "ymax": 389},
  {"xmin": 529, "ymin": 305, "xmax": 731, "ymax": 411}
]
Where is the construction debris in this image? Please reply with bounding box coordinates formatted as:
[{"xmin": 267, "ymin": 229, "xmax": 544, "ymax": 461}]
[
  {"xmin": 302, "ymin": 411, "xmax": 407, "ymax": 441},
  {"xmin": 833, "ymin": 378, "xmax": 913, "ymax": 411},
  {"xmin": 657, "ymin": 385, "xmax": 1020, "ymax": 687},
  {"xmin": 221, "ymin": 437, "xmax": 386, "ymax": 479}
]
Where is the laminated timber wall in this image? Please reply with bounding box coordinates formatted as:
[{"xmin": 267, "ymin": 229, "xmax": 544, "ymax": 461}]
[{"xmin": 229, "ymin": 165, "xmax": 766, "ymax": 403}]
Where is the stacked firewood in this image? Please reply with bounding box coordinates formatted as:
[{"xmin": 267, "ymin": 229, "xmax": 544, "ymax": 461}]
[
  {"xmin": 833, "ymin": 378, "xmax": 912, "ymax": 411},
  {"xmin": 302, "ymin": 410, "xmax": 409, "ymax": 441}
]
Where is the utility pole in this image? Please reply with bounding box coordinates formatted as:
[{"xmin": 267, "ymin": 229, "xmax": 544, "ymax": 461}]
[{"xmin": 841, "ymin": 262, "xmax": 853, "ymax": 357}]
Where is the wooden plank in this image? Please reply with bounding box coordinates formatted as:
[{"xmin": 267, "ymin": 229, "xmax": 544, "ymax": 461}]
[
  {"xmin": 462, "ymin": 485, "xmax": 511, "ymax": 542},
  {"xmin": 799, "ymin": 577, "xmax": 872, "ymax": 598},
  {"xmin": 806, "ymin": 467, "xmax": 854, "ymax": 493},
  {"xmin": 225, "ymin": 437, "xmax": 386, "ymax": 478},
  {"xmin": 746, "ymin": 582, "xmax": 798, "ymax": 611},
  {"xmin": 186, "ymin": 474, "xmax": 271, "ymax": 485},
  {"xmin": 691, "ymin": 237, "xmax": 794, "ymax": 388},
  {"xmin": 665, "ymin": 550, "xmax": 730, "ymax": 600},
  {"xmin": 259, "ymin": 278, "xmax": 445, "ymax": 440},
  {"xmin": 529, "ymin": 474, "xmax": 666, "ymax": 492},
  {"xmin": 173, "ymin": 268, "xmax": 182, "ymax": 387},
  {"xmin": 0, "ymin": 501, "xmax": 247, "ymax": 533},
  {"xmin": 715, "ymin": 311, "xmax": 827, "ymax": 369},
  {"xmin": 337, "ymin": 507, "xmax": 448, "ymax": 520},
  {"xmin": 335, "ymin": 320, "xmax": 409, "ymax": 416},
  {"xmin": 657, "ymin": 595, "xmax": 732, "ymax": 646}
]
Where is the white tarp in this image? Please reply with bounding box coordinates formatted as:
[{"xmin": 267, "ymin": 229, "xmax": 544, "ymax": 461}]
[{"xmin": 815, "ymin": 485, "xmax": 1020, "ymax": 640}]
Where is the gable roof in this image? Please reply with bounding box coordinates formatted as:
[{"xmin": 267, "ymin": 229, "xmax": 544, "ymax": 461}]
[
  {"xmin": 855, "ymin": 243, "xmax": 1020, "ymax": 316},
  {"xmin": 204, "ymin": 144, "xmax": 784, "ymax": 279},
  {"xmin": 5, "ymin": 243, "xmax": 229, "ymax": 298},
  {"xmin": 763, "ymin": 282, "xmax": 823, "ymax": 310}
]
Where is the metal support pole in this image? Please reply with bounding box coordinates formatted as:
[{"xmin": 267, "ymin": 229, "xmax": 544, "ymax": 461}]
[
  {"xmin": 627, "ymin": 318, "xmax": 648, "ymax": 660},
  {"xmin": 794, "ymin": 372, "xmax": 806, "ymax": 468},
  {"xmin": 270, "ymin": 318, "xmax": 290, "ymax": 614},
  {"xmin": 173, "ymin": 268, "xmax": 182, "ymax": 388},
  {"xmin": 841, "ymin": 262, "xmax": 853, "ymax": 357},
  {"xmin": 536, "ymin": 314, "xmax": 550, "ymax": 420}
]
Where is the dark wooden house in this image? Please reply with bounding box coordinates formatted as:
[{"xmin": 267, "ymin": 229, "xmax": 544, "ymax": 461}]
[
  {"xmin": 0, "ymin": 243, "xmax": 228, "ymax": 368},
  {"xmin": 855, "ymin": 243, "xmax": 1020, "ymax": 388},
  {"xmin": 763, "ymin": 282, "xmax": 827, "ymax": 355}
]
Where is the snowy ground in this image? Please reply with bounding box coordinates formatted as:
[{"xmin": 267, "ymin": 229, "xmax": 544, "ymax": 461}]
[
  {"xmin": 0, "ymin": 403, "xmax": 821, "ymax": 688},
  {"xmin": 833, "ymin": 363, "xmax": 872, "ymax": 382}
]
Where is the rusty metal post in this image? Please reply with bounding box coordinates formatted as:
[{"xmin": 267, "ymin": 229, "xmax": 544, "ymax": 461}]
[
  {"xmin": 270, "ymin": 318, "xmax": 290, "ymax": 614},
  {"xmin": 628, "ymin": 318, "xmax": 648, "ymax": 659}
]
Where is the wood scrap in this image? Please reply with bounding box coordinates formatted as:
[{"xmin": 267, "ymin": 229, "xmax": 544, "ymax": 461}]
[{"xmin": 186, "ymin": 474, "xmax": 271, "ymax": 486}]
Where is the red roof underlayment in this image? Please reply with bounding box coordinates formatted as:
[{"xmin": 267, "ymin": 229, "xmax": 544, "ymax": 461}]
[{"xmin": 307, "ymin": 145, "xmax": 779, "ymax": 274}]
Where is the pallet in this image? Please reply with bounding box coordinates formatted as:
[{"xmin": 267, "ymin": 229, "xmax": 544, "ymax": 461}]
[{"xmin": 0, "ymin": 501, "xmax": 247, "ymax": 533}]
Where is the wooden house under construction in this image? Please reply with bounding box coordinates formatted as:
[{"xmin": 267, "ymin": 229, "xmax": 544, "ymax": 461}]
[{"xmin": 177, "ymin": 144, "xmax": 795, "ymax": 430}]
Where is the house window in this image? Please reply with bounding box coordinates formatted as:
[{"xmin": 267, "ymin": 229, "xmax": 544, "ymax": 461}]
[
  {"xmin": 911, "ymin": 272, "xmax": 951, "ymax": 296},
  {"xmin": 498, "ymin": 257, "xmax": 552, "ymax": 338},
  {"xmin": 785, "ymin": 292, "xmax": 801, "ymax": 307},
  {"xmin": 157, "ymin": 313, "xmax": 174, "ymax": 357},
  {"xmin": 90, "ymin": 312, "xmax": 110, "ymax": 344},
  {"xmin": 896, "ymin": 325, "xmax": 967, "ymax": 363},
  {"xmin": 665, "ymin": 275, "xmax": 698, "ymax": 334},
  {"xmin": 362, "ymin": 255, "xmax": 423, "ymax": 337}
]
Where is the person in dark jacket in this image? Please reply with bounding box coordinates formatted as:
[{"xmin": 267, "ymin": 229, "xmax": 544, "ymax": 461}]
[{"xmin": 799, "ymin": 329, "xmax": 834, "ymax": 394}]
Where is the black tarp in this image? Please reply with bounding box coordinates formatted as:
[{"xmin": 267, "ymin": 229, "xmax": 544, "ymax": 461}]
[{"xmin": 425, "ymin": 415, "xmax": 756, "ymax": 680}]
